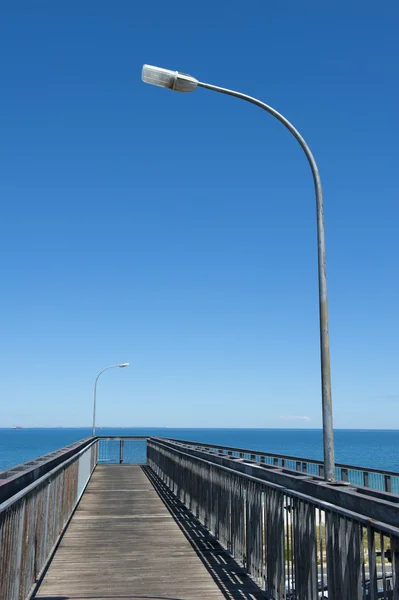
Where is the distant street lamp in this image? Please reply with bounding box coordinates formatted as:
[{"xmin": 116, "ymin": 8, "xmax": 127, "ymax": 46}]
[
  {"xmin": 92, "ymin": 363, "xmax": 129, "ymax": 437},
  {"xmin": 142, "ymin": 65, "xmax": 336, "ymax": 481}
]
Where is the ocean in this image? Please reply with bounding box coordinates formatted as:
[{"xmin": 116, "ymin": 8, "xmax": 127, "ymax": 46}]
[{"xmin": 1, "ymin": 427, "xmax": 399, "ymax": 472}]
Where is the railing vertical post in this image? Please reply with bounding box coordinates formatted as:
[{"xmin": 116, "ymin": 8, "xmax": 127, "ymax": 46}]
[
  {"xmin": 293, "ymin": 500, "xmax": 318, "ymax": 598},
  {"xmin": 385, "ymin": 475, "xmax": 392, "ymax": 493},
  {"xmin": 119, "ymin": 440, "xmax": 124, "ymax": 464},
  {"xmin": 364, "ymin": 472, "xmax": 369, "ymax": 488},
  {"xmin": 341, "ymin": 468, "xmax": 349, "ymax": 482},
  {"xmin": 391, "ymin": 537, "xmax": 399, "ymax": 598},
  {"xmin": 209, "ymin": 465, "xmax": 213, "ymax": 533}
]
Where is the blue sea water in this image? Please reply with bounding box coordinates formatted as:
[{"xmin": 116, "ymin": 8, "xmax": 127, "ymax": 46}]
[{"xmin": 1, "ymin": 427, "xmax": 399, "ymax": 472}]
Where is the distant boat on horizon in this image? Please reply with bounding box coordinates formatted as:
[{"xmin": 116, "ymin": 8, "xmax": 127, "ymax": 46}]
[{"xmin": 12, "ymin": 425, "xmax": 23, "ymax": 430}]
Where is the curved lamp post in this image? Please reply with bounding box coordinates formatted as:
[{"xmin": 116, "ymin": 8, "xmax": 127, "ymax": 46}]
[
  {"xmin": 142, "ymin": 64, "xmax": 335, "ymax": 481},
  {"xmin": 92, "ymin": 363, "xmax": 129, "ymax": 437}
]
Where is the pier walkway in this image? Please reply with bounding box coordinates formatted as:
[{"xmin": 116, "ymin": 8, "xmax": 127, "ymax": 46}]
[
  {"xmin": 34, "ymin": 464, "xmax": 264, "ymax": 600},
  {"xmin": 2, "ymin": 436, "xmax": 399, "ymax": 600}
]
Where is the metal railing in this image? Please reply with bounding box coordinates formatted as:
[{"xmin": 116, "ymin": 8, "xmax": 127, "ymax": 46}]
[
  {"xmin": 0, "ymin": 439, "xmax": 97, "ymax": 600},
  {"xmin": 164, "ymin": 437, "xmax": 399, "ymax": 494},
  {"xmin": 97, "ymin": 436, "xmax": 147, "ymax": 464},
  {"xmin": 148, "ymin": 437, "xmax": 399, "ymax": 600},
  {"xmin": 0, "ymin": 437, "xmax": 95, "ymax": 504}
]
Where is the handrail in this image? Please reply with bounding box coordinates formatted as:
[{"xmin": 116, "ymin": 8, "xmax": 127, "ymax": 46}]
[
  {"xmin": 96, "ymin": 435, "xmax": 148, "ymax": 439},
  {"xmin": 0, "ymin": 436, "xmax": 94, "ymax": 504},
  {"xmin": 148, "ymin": 438, "xmax": 399, "ymax": 535},
  {"xmin": 148, "ymin": 437, "xmax": 399, "ymax": 599},
  {"xmin": 162, "ymin": 436, "xmax": 399, "ymax": 476},
  {"xmin": 161, "ymin": 436, "xmax": 399, "ymax": 493},
  {"xmin": 149, "ymin": 437, "xmax": 399, "ymax": 530},
  {"xmin": 0, "ymin": 439, "xmax": 98, "ymax": 513}
]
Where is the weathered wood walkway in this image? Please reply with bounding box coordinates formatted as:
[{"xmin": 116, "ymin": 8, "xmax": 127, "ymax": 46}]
[{"xmin": 35, "ymin": 464, "xmax": 265, "ymax": 600}]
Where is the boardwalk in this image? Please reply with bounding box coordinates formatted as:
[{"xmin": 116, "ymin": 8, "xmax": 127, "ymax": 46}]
[{"xmin": 35, "ymin": 465, "xmax": 264, "ymax": 600}]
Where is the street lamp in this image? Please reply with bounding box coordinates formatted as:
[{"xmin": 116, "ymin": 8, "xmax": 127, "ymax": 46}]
[
  {"xmin": 142, "ymin": 64, "xmax": 335, "ymax": 481},
  {"xmin": 92, "ymin": 363, "xmax": 129, "ymax": 437}
]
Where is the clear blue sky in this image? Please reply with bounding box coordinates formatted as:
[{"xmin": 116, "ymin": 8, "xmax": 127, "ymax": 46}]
[{"xmin": 0, "ymin": 1, "xmax": 398, "ymax": 428}]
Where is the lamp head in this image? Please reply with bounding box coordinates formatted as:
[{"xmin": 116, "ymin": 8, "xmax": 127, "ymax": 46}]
[
  {"xmin": 142, "ymin": 64, "xmax": 198, "ymax": 93},
  {"xmin": 119, "ymin": 363, "xmax": 129, "ymax": 368}
]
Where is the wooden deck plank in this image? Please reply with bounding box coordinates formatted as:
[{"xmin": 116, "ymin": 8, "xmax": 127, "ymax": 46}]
[{"xmin": 34, "ymin": 465, "xmax": 264, "ymax": 600}]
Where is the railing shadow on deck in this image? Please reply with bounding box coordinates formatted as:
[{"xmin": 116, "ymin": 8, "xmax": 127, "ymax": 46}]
[
  {"xmin": 142, "ymin": 465, "xmax": 268, "ymax": 600},
  {"xmin": 32, "ymin": 594, "xmax": 189, "ymax": 600},
  {"xmin": 35, "ymin": 596, "xmax": 188, "ymax": 599}
]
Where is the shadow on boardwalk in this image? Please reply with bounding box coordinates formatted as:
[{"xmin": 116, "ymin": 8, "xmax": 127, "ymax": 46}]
[
  {"xmin": 143, "ymin": 466, "xmax": 267, "ymax": 600},
  {"xmin": 35, "ymin": 597, "xmax": 191, "ymax": 600},
  {"xmin": 34, "ymin": 464, "xmax": 267, "ymax": 600}
]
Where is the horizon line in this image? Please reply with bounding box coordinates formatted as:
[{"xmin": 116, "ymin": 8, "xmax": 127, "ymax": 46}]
[{"xmin": 1, "ymin": 426, "xmax": 399, "ymax": 432}]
